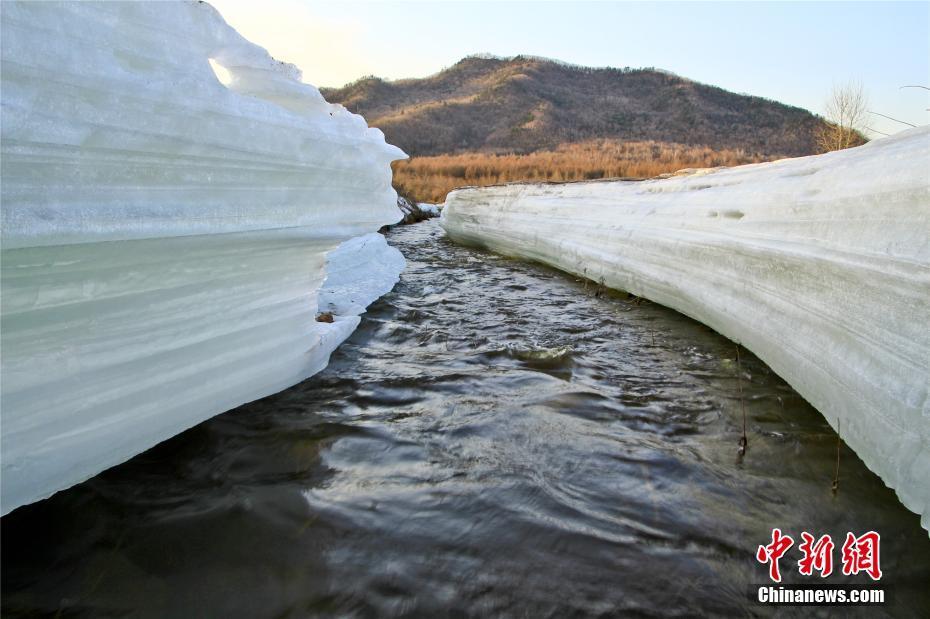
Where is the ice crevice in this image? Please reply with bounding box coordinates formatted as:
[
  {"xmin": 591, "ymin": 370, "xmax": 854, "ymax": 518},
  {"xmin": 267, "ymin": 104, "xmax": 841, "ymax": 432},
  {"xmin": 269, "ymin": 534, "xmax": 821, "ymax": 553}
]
[
  {"xmin": 441, "ymin": 127, "xmax": 930, "ymax": 531},
  {"xmin": 1, "ymin": 1, "xmax": 406, "ymax": 514}
]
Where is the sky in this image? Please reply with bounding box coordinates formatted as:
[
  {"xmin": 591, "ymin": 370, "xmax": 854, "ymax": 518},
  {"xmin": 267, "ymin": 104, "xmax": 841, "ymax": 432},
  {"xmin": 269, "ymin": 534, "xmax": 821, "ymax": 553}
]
[{"xmin": 210, "ymin": 0, "xmax": 930, "ymax": 138}]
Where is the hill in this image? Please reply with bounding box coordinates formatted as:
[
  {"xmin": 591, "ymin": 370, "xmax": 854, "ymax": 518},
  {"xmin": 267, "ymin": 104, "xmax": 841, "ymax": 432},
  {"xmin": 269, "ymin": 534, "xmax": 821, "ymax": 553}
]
[{"xmin": 321, "ymin": 55, "xmax": 826, "ymax": 158}]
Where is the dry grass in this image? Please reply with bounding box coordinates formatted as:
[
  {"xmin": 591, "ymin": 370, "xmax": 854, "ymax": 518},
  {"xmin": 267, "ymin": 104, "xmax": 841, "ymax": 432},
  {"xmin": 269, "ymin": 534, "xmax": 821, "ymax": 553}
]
[{"xmin": 393, "ymin": 140, "xmax": 771, "ymax": 202}]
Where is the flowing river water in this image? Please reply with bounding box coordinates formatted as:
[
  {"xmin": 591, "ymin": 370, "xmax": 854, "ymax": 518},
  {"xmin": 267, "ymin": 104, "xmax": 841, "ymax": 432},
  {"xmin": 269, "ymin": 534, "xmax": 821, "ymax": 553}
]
[{"xmin": 2, "ymin": 220, "xmax": 928, "ymax": 617}]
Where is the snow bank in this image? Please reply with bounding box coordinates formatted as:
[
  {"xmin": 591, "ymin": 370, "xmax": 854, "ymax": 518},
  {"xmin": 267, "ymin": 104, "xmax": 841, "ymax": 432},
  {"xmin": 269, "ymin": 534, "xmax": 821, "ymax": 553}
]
[
  {"xmin": 0, "ymin": 2, "xmax": 405, "ymax": 514},
  {"xmin": 442, "ymin": 127, "xmax": 930, "ymax": 529},
  {"xmin": 319, "ymin": 233, "xmax": 406, "ymax": 318},
  {"xmin": 418, "ymin": 203, "xmax": 443, "ymax": 216}
]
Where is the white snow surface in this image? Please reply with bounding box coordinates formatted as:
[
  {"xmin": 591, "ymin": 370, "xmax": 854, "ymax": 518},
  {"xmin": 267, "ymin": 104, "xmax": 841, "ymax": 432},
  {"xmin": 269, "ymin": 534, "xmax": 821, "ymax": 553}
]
[
  {"xmin": 442, "ymin": 127, "xmax": 930, "ymax": 530},
  {"xmin": 418, "ymin": 203, "xmax": 443, "ymax": 216},
  {"xmin": 319, "ymin": 233, "xmax": 406, "ymax": 318},
  {"xmin": 1, "ymin": 1, "xmax": 405, "ymax": 514}
]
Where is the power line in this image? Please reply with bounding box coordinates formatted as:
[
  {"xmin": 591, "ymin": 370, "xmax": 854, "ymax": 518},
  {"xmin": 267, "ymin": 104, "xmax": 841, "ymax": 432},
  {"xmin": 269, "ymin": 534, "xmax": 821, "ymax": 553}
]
[
  {"xmin": 867, "ymin": 111, "xmax": 917, "ymax": 127},
  {"xmin": 864, "ymin": 126, "xmax": 891, "ymax": 137}
]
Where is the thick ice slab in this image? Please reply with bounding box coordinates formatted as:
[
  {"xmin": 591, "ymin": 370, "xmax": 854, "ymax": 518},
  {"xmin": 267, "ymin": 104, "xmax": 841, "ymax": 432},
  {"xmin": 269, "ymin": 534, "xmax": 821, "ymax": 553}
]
[
  {"xmin": 442, "ymin": 127, "xmax": 930, "ymax": 530},
  {"xmin": 1, "ymin": 2, "xmax": 405, "ymax": 514}
]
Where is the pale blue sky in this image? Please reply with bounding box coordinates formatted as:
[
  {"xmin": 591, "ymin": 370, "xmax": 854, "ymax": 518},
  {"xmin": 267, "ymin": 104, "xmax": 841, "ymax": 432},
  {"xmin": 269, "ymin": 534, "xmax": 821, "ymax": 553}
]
[{"xmin": 212, "ymin": 1, "xmax": 930, "ymax": 137}]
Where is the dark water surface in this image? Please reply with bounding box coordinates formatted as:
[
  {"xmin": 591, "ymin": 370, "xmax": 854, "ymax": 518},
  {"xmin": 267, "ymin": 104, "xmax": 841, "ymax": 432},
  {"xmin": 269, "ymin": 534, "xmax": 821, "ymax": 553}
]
[{"xmin": 3, "ymin": 220, "xmax": 928, "ymax": 618}]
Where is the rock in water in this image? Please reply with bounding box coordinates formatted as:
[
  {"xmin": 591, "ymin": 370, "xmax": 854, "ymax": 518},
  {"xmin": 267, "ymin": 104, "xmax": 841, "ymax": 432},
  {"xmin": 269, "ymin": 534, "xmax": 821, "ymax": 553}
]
[
  {"xmin": 0, "ymin": 1, "xmax": 406, "ymax": 514},
  {"xmin": 441, "ymin": 128, "xmax": 930, "ymax": 531}
]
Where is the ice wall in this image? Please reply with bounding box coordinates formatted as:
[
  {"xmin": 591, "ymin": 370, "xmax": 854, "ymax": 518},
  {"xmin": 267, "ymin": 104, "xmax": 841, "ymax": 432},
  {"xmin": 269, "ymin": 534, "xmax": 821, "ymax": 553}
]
[
  {"xmin": 442, "ymin": 127, "xmax": 930, "ymax": 530},
  {"xmin": 1, "ymin": 1, "xmax": 406, "ymax": 514}
]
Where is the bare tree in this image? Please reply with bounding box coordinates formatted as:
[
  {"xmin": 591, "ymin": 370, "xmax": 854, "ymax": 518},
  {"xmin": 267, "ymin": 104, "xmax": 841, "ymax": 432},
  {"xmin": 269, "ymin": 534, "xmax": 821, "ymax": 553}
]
[{"xmin": 816, "ymin": 81, "xmax": 869, "ymax": 152}]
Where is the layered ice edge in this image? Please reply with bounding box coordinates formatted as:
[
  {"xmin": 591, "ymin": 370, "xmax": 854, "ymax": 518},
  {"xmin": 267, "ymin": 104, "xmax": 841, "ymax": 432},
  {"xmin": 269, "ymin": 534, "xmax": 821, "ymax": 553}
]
[
  {"xmin": 0, "ymin": 1, "xmax": 406, "ymax": 513},
  {"xmin": 441, "ymin": 127, "xmax": 930, "ymax": 531}
]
